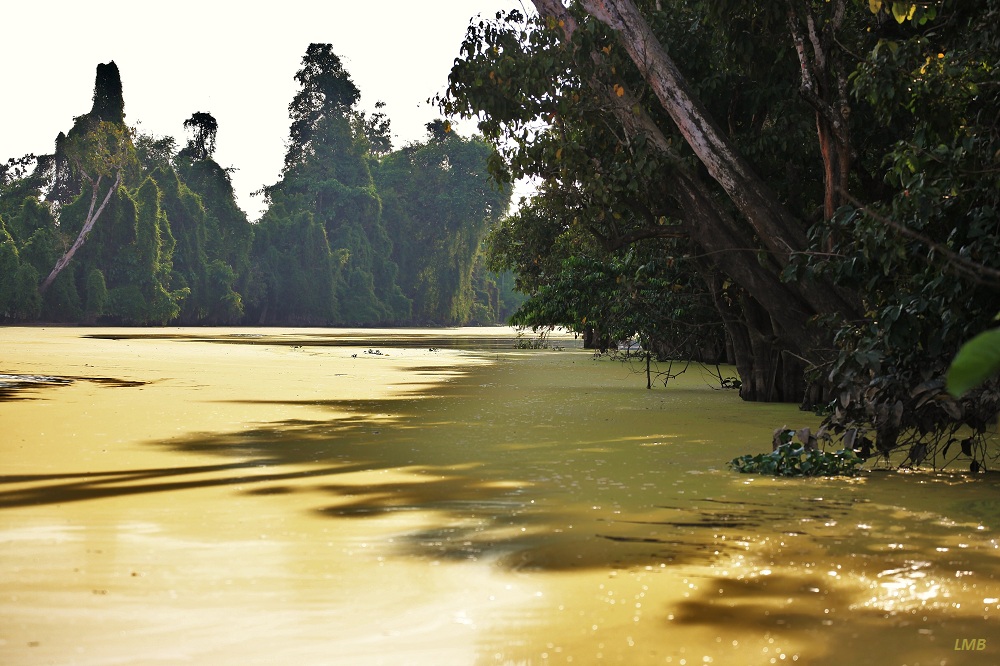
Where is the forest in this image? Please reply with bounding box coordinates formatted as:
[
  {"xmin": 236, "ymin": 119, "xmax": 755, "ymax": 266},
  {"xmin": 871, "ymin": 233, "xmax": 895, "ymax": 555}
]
[
  {"xmin": 2, "ymin": 0, "xmax": 999, "ymax": 470},
  {"xmin": 0, "ymin": 45, "xmax": 519, "ymax": 329}
]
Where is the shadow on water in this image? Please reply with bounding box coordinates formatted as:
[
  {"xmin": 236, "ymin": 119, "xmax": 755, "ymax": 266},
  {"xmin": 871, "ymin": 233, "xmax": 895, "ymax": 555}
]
[
  {"xmin": 0, "ymin": 352, "xmax": 790, "ymax": 573},
  {"xmin": 669, "ymin": 568, "xmax": 1000, "ymax": 665},
  {"xmin": 0, "ymin": 459, "xmax": 376, "ymax": 507},
  {"xmin": 0, "ymin": 404, "xmax": 421, "ymax": 509},
  {"xmin": 6, "ymin": 340, "xmax": 1000, "ymax": 583}
]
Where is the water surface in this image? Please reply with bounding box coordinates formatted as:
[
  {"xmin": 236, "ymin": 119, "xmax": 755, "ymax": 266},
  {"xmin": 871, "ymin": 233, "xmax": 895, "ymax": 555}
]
[{"xmin": 2, "ymin": 327, "xmax": 998, "ymax": 665}]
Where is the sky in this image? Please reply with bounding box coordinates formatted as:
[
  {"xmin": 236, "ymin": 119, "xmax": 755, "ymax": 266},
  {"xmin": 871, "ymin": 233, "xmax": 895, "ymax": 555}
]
[{"xmin": 1, "ymin": 0, "xmax": 532, "ymax": 221}]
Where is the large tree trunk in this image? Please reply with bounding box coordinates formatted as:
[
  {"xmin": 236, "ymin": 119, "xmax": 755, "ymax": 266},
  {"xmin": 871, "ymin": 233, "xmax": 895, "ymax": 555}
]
[
  {"xmin": 572, "ymin": 0, "xmax": 857, "ymax": 317},
  {"xmin": 708, "ymin": 272, "xmax": 810, "ymax": 402},
  {"xmin": 572, "ymin": 0, "xmax": 804, "ymax": 254},
  {"xmin": 531, "ymin": 0, "xmax": 861, "ymax": 401},
  {"xmin": 583, "ymin": 324, "xmax": 615, "ymax": 351}
]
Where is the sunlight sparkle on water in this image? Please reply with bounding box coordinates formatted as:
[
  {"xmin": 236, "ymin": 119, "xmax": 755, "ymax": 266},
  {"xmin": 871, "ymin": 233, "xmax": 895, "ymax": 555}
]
[{"xmin": 860, "ymin": 560, "xmax": 947, "ymax": 611}]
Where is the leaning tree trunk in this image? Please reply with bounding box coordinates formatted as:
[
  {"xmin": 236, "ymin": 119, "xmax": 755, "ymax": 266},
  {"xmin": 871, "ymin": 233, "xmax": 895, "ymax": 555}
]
[
  {"xmin": 531, "ymin": 0, "xmax": 861, "ymax": 401},
  {"xmin": 572, "ymin": 1, "xmax": 805, "ymax": 251},
  {"xmin": 39, "ymin": 170, "xmax": 121, "ymax": 294},
  {"xmin": 570, "ymin": 0, "xmax": 858, "ymax": 317}
]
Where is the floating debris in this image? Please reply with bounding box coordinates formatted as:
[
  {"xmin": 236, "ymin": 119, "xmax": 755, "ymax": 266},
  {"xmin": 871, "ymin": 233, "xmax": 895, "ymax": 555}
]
[
  {"xmin": 0, "ymin": 374, "xmax": 73, "ymax": 387},
  {"xmin": 0, "ymin": 373, "xmax": 146, "ymax": 400}
]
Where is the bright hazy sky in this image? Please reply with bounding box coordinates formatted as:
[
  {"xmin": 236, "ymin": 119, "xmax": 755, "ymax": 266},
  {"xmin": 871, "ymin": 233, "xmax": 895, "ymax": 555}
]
[{"xmin": 2, "ymin": 1, "xmax": 532, "ymax": 220}]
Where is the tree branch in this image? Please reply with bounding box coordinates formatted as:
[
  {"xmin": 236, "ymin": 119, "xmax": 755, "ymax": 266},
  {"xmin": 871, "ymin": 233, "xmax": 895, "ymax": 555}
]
[
  {"xmin": 593, "ymin": 223, "xmax": 689, "ymax": 252},
  {"xmin": 843, "ymin": 192, "xmax": 1000, "ymax": 289},
  {"xmin": 786, "ymin": 4, "xmax": 850, "ymax": 146}
]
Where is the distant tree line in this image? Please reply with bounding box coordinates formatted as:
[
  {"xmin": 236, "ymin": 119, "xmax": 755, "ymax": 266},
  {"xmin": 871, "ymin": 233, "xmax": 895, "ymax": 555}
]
[{"xmin": 0, "ymin": 45, "xmax": 518, "ymax": 327}]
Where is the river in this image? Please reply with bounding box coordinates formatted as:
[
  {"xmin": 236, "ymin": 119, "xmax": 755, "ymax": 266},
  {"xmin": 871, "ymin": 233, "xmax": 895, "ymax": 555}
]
[{"xmin": 1, "ymin": 326, "xmax": 998, "ymax": 665}]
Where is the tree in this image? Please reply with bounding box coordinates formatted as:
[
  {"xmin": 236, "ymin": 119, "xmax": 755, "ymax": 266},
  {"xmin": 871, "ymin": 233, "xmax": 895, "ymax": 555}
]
[
  {"xmin": 31, "ymin": 61, "xmax": 134, "ymax": 295},
  {"xmin": 38, "ymin": 119, "xmax": 132, "ymax": 294},
  {"xmin": 108, "ymin": 177, "xmax": 185, "ymax": 324},
  {"xmin": 149, "ymin": 164, "xmax": 212, "ymax": 322},
  {"xmin": 89, "ymin": 61, "xmax": 125, "ymax": 125},
  {"xmin": 0, "ymin": 217, "xmax": 20, "ymax": 318},
  {"xmin": 248, "ymin": 208, "xmax": 340, "ymax": 324},
  {"xmin": 441, "ymin": 5, "xmax": 854, "ymax": 400},
  {"xmin": 534, "ymin": 0, "xmax": 862, "ymax": 347},
  {"xmin": 796, "ymin": 0, "xmax": 1000, "ymax": 467},
  {"xmin": 83, "ymin": 266, "xmax": 108, "ymax": 323},
  {"xmin": 180, "ymin": 112, "xmax": 219, "ymax": 160},
  {"xmin": 284, "ymin": 43, "xmax": 361, "ymax": 171},
  {"xmin": 487, "ymin": 188, "xmax": 725, "ymax": 360},
  {"xmin": 174, "ymin": 135, "xmax": 252, "ymax": 323},
  {"xmin": 253, "ymin": 43, "xmax": 409, "ymax": 325},
  {"xmin": 14, "ymin": 61, "xmax": 189, "ymax": 325},
  {"xmin": 443, "ymin": 1, "xmax": 1000, "ymax": 464},
  {"xmin": 355, "ymin": 101, "xmax": 393, "ymax": 158},
  {"xmin": 375, "ymin": 125, "xmax": 510, "ymax": 324},
  {"xmin": 135, "ymin": 134, "xmax": 177, "ymax": 172}
]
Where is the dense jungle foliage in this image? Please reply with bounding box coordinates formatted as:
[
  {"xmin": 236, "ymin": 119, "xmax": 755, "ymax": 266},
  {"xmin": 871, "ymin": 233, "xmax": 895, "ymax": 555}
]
[
  {"xmin": 0, "ymin": 47, "xmax": 517, "ymax": 329},
  {"xmin": 2, "ymin": 2, "xmax": 999, "ymax": 472},
  {"xmin": 438, "ymin": 0, "xmax": 1000, "ymax": 469}
]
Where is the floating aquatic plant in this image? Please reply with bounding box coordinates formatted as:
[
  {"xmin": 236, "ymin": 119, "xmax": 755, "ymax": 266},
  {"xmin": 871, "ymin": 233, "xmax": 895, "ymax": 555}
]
[{"xmin": 729, "ymin": 442, "xmax": 863, "ymax": 477}]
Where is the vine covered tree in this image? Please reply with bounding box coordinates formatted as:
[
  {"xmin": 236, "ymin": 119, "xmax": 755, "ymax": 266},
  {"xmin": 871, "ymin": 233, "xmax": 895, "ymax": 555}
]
[
  {"xmin": 251, "ymin": 43, "xmax": 409, "ymax": 325},
  {"xmin": 0, "ymin": 62, "xmax": 190, "ymax": 324},
  {"xmin": 375, "ymin": 123, "xmax": 511, "ymax": 324},
  {"xmin": 1, "ymin": 51, "xmax": 508, "ymax": 328},
  {"xmin": 34, "ymin": 62, "xmax": 134, "ymax": 295}
]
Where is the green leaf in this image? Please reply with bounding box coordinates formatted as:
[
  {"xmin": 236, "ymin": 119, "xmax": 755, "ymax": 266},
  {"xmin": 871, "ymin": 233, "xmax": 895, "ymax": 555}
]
[
  {"xmin": 946, "ymin": 328, "xmax": 1000, "ymax": 397},
  {"xmin": 891, "ymin": 2, "xmax": 910, "ymax": 23}
]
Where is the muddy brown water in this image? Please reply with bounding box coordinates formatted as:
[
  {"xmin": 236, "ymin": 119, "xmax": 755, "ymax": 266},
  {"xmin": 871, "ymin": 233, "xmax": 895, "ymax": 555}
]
[{"xmin": 1, "ymin": 327, "xmax": 998, "ymax": 665}]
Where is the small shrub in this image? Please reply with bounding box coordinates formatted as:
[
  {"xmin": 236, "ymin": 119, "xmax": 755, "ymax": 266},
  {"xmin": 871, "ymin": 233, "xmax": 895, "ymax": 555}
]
[{"xmin": 514, "ymin": 329, "xmax": 550, "ymax": 349}]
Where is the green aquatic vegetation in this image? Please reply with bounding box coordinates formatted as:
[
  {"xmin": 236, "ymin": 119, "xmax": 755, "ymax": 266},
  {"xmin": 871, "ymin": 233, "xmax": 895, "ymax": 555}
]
[{"xmin": 729, "ymin": 442, "xmax": 863, "ymax": 477}]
